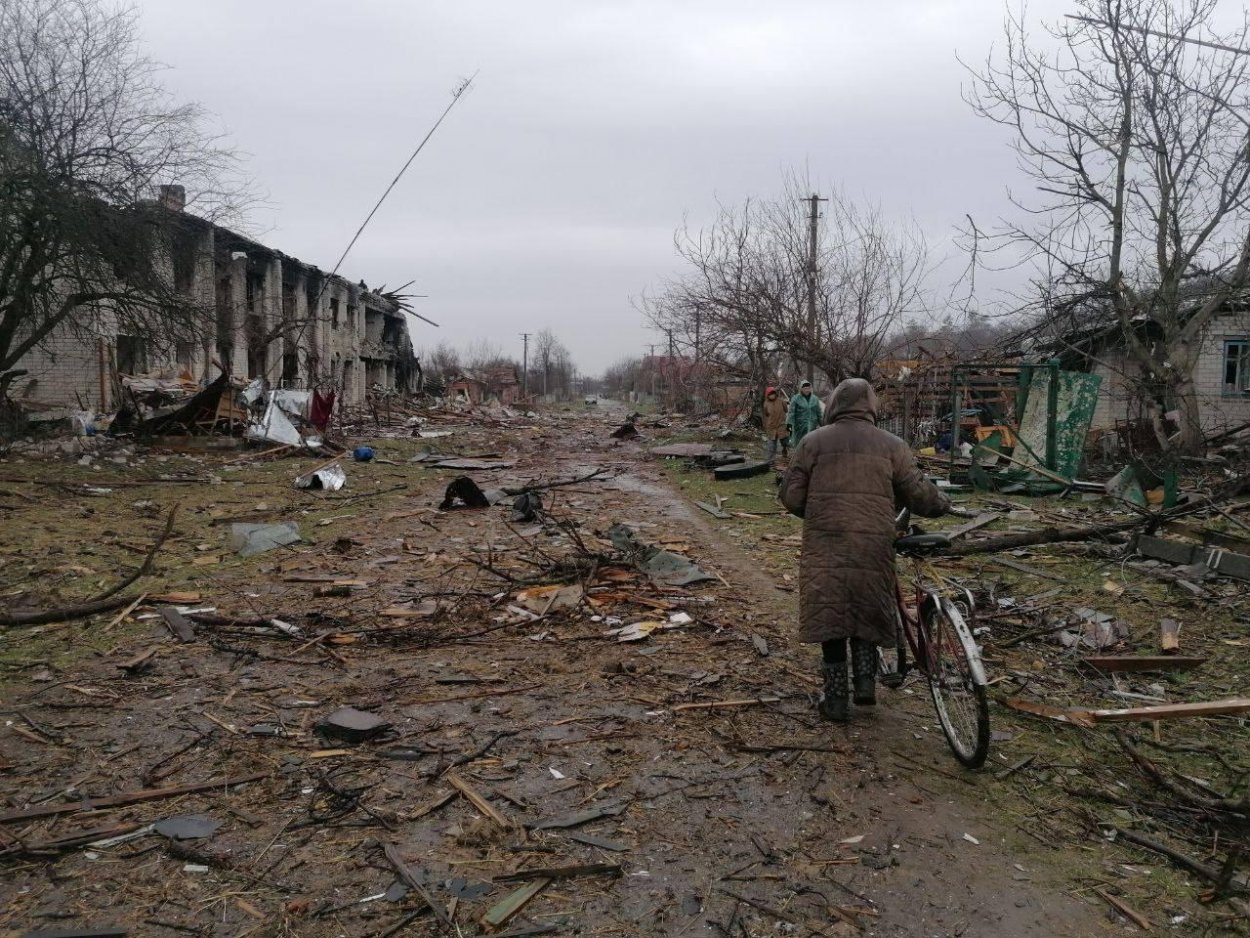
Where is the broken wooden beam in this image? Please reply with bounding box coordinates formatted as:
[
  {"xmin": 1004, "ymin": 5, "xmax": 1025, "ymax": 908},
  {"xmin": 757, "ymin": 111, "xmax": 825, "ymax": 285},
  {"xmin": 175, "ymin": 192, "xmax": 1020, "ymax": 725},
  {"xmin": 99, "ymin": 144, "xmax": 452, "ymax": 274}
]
[
  {"xmin": 1084, "ymin": 698, "xmax": 1250, "ymax": 723},
  {"xmin": 446, "ymin": 772, "xmax": 515, "ymax": 829},
  {"xmin": 480, "ymin": 879, "xmax": 551, "ymax": 930},
  {"xmin": 945, "ymin": 512, "xmax": 999, "ymax": 540},
  {"xmin": 1159, "ymin": 618, "xmax": 1182, "ymax": 654},
  {"xmin": 999, "ymin": 697, "xmax": 1095, "ymax": 728},
  {"xmin": 382, "ymin": 843, "xmax": 455, "ymax": 931},
  {"xmin": 671, "ymin": 696, "xmax": 782, "ymax": 713},
  {"xmin": 159, "ymin": 606, "xmax": 196, "ymax": 642}
]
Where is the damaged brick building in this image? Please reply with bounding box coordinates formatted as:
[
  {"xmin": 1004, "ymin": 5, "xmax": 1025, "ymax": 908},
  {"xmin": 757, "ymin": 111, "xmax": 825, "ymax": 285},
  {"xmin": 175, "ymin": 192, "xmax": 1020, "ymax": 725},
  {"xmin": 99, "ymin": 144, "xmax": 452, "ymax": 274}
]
[{"xmin": 9, "ymin": 185, "xmax": 419, "ymax": 416}]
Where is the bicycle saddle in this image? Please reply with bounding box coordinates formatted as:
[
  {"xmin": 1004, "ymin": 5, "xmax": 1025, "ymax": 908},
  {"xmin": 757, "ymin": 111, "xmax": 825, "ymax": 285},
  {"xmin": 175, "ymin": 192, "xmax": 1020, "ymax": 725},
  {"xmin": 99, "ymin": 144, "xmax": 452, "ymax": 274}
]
[{"xmin": 894, "ymin": 532, "xmax": 951, "ymax": 554}]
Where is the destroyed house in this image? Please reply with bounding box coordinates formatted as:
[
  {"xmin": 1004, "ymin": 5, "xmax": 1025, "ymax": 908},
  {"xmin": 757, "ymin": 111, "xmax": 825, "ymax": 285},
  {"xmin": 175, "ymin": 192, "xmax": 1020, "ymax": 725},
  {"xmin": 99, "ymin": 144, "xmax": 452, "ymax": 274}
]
[
  {"xmin": 9, "ymin": 185, "xmax": 419, "ymax": 417},
  {"xmin": 1024, "ymin": 292, "xmax": 1250, "ymax": 435},
  {"xmin": 447, "ymin": 367, "xmax": 521, "ymax": 406}
]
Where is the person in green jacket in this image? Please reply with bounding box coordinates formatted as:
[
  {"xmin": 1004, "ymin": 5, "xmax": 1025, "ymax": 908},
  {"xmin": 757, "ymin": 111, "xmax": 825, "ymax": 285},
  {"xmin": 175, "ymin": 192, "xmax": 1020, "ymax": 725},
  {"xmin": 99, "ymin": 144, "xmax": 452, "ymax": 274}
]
[{"xmin": 787, "ymin": 380, "xmax": 823, "ymax": 449}]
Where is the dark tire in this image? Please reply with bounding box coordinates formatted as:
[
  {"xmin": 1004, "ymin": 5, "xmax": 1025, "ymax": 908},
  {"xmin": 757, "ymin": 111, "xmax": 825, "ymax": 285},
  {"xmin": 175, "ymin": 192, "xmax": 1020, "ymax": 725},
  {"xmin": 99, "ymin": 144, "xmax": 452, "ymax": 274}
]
[{"xmin": 923, "ymin": 597, "xmax": 990, "ymax": 768}]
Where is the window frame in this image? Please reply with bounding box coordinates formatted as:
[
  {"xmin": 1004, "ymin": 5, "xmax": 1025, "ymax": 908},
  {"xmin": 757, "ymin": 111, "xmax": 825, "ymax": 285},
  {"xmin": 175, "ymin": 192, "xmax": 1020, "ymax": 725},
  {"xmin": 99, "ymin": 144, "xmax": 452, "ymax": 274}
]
[{"xmin": 1224, "ymin": 339, "xmax": 1250, "ymax": 395}]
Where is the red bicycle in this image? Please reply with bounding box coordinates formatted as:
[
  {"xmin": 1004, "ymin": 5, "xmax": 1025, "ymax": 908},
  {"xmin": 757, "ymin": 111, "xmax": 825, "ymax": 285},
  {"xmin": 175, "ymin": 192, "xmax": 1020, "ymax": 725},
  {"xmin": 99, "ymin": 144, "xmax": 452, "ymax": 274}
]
[{"xmin": 882, "ymin": 510, "xmax": 990, "ymax": 768}]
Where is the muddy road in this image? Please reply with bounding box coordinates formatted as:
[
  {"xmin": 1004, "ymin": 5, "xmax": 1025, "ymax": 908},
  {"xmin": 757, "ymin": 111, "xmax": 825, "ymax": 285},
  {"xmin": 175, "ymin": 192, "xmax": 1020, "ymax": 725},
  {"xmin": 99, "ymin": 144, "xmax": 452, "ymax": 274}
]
[{"xmin": 0, "ymin": 405, "xmax": 1110, "ymax": 937}]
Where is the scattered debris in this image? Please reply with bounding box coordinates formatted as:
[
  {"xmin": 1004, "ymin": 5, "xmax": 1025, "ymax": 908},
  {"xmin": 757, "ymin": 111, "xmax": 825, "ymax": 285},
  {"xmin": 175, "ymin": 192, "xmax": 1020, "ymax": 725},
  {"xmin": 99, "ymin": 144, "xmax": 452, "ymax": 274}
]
[
  {"xmin": 316, "ymin": 707, "xmax": 391, "ymax": 744},
  {"xmin": 295, "ymin": 462, "xmax": 347, "ymax": 491},
  {"xmin": 440, "ymin": 476, "xmax": 491, "ymax": 510},
  {"xmin": 228, "ymin": 522, "xmax": 301, "ymax": 557}
]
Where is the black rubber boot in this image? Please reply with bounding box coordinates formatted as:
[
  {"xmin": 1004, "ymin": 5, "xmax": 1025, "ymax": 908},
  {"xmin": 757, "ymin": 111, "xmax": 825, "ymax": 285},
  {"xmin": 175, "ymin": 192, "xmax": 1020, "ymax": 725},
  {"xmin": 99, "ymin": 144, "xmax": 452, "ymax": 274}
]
[
  {"xmin": 818, "ymin": 663, "xmax": 850, "ymax": 723},
  {"xmin": 851, "ymin": 638, "xmax": 877, "ymax": 706}
]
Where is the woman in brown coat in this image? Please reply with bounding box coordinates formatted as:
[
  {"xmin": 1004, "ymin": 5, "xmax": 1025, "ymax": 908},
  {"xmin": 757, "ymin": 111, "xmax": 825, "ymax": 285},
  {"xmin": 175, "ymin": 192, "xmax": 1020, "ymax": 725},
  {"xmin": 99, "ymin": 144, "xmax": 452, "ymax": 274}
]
[
  {"xmin": 762, "ymin": 386, "xmax": 789, "ymax": 463},
  {"xmin": 779, "ymin": 378, "xmax": 949, "ymax": 721}
]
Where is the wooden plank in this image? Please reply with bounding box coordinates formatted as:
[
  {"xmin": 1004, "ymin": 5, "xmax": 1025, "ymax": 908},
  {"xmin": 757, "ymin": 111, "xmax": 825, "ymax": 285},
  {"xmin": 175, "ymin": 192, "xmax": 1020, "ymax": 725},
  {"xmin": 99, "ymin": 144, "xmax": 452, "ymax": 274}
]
[
  {"xmin": 998, "ymin": 697, "xmax": 1095, "ymax": 728},
  {"xmin": 1160, "ymin": 619, "xmax": 1182, "ymax": 654},
  {"xmin": 0, "ymin": 772, "xmax": 267, "ymax": 825},
  {"xmin": 945, "ymin": 513, "xmax": 999, "ymax": 540},
  {"xmin": 480, "ymin": 879, "xmax": 551, "ymax": 930},
  {"xmin": 1085, "ymin": 698, "xmax": 1250, "ymax": 723},
  {"xmin": 159, "ymin": 607, "xmax": 196, "ymax": 642},
  {"xmin": 1083, "ymin": 655, "xmax": 1204, "ymax": 673},
  {"xmin": 383, "ymin": 843, "xmax": 455, "ymax": 931},
  {"xmin": 694, "ymin": 500, "xmax": 731, "ymax": 520},
  {"xmin": 446, "ymin": 773, "xmax": 514, "ymax": 829}
]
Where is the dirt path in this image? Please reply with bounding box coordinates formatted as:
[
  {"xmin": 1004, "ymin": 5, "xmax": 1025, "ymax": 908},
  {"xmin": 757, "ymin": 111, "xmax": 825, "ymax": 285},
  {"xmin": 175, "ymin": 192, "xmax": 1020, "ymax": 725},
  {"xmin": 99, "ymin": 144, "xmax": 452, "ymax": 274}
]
[{"xmin": 0, "ymin": 407, "xmax": 1112, "ymax": 937}]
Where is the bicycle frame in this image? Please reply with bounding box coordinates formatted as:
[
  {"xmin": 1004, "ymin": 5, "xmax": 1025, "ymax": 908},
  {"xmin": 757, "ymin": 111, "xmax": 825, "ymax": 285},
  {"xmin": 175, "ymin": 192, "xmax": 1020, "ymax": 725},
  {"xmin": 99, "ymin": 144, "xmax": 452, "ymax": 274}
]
[{"xmin": 893, "ymin": 572, "xmax": 942, "ymax": 680}]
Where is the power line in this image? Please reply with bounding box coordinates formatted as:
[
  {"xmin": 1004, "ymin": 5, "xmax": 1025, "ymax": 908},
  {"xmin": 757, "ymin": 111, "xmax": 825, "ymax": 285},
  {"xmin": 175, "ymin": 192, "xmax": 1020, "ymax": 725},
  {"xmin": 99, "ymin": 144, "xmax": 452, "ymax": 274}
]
[{"xmin": 520, "ymin": 332, "xmax": 530, "ymax": 399}]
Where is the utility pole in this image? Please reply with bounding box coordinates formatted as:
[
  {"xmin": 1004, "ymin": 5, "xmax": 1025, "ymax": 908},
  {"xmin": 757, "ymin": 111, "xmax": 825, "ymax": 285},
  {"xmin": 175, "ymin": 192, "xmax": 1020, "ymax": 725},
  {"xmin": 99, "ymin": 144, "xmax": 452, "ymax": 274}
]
[
  {"xmin": 520, "ymin": 333, "xmax": 530, "ymax": 399},
  {"xmin": 694, "ymin": 306, "xmax": 701, "ymax": 363},
  {"xmin": 804, "ymin": 193, "xmax": 827, "ymax": 383},
  {"xmin": 648, "ymin": 343, "xmax": 658, "ymax": 401}
]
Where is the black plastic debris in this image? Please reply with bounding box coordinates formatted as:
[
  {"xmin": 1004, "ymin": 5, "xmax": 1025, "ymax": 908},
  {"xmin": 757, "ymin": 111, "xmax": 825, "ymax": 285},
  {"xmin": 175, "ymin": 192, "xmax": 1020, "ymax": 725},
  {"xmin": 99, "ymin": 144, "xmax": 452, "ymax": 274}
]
[
  {"xmin": 247, "ymin": 722, "xmax": 286, "ymax": 737},
  {"xmin": 446, "ymin": 877, "xmax": 493, "ymax": 900},
  {"xmin": 440, "ymin": 476, "xmax": 490, "ymax": 510},
  {"xmin": 316, "ymin": 707, "xmax": 391, "ymax": 743},
  {"xmin": 610, "ymin": 421, "xmax": 639, "ymax": 439},
  {"xmin": 154, "ymin": 815, "xmax": 221, "ymax": 841},
  {"xmin": 511, "ymin": 491, "xmax": 543, "ymax": 522},
  {"xmin": 713, "ymin": 459, "xmax": 771, "ymax": 481}
]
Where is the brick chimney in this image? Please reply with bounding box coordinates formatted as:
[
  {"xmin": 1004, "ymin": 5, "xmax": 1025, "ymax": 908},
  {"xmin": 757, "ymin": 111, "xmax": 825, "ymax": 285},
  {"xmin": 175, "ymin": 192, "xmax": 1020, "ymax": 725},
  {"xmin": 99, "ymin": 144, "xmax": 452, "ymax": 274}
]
[{"xmin": 157, "ymin": 184, "xmax": 186, "ymax": 212}]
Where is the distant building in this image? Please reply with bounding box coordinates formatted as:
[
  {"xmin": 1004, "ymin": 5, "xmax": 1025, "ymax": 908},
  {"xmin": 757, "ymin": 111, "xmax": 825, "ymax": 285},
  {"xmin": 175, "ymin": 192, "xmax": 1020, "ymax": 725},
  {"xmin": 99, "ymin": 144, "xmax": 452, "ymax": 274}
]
[{"xmin": 10, "ymin": 185, "xmax": 419, "ymax": 415}]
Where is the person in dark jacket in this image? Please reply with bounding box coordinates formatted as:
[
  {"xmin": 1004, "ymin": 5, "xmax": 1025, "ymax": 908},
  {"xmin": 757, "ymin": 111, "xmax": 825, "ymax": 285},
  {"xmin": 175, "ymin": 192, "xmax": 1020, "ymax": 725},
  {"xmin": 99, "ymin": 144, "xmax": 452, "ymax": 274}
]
[{"xmin": 779, "ymin": 378, "xmax": 950, "ymax": 721}]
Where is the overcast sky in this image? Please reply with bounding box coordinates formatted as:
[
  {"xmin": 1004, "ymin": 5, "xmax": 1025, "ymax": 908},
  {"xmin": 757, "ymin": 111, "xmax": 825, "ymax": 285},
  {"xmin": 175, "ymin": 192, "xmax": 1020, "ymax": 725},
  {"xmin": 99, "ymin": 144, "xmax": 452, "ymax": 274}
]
[{"xmin": 137, "ymin": 0, "xmax": 1069, "ymax": 375}]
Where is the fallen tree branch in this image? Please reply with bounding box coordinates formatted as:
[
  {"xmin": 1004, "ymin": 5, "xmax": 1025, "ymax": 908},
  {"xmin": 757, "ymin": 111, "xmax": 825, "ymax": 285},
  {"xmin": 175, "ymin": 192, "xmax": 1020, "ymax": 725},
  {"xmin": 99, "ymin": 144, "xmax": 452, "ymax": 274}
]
[
  {"xmin": 1108, "ymin": 826, "xmax": 1247, "ymax": 895},
  {"xmin": 944, "ymin": 520, "xmax": 1141, "ymax": 556},
  {"xmin": 0, "ymin": 593, "xmax": 143, "ymax": 627},
  {"xmin": 1115, "ymin": 731, "xmax": 1249, "ymax": 815},
  {"xmin": 502, "ymin": 467, "xmax": 609, "ymax": 496},
  {"xmin": 88, "ymin": 503, "xmax": 178, "ymax": 602}
]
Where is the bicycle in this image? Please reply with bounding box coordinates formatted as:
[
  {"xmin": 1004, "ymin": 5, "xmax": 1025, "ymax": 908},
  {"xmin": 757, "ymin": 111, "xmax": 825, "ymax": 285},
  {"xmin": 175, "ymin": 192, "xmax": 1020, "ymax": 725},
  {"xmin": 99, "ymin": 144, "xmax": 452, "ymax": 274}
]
[{"xmin": 880, "ymin": 509, "xmax": 990, "ymax": 769}]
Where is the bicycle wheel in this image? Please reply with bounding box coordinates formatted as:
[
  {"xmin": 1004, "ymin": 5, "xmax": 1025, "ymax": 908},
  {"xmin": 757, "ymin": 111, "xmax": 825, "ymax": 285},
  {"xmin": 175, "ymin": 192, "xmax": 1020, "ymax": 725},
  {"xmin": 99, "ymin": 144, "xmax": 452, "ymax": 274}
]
[{"xmin": 923, "ymin": 596, "xmax": 989, "ymax": 768}]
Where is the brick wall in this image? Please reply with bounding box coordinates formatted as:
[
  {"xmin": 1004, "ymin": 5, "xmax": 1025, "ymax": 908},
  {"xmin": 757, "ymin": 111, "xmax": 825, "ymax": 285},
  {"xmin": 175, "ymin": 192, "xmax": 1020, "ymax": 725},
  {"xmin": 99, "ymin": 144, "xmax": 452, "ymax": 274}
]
[{"xmin": 1089, "ymin": 315, "xmax": 1250, "ymax": 433}]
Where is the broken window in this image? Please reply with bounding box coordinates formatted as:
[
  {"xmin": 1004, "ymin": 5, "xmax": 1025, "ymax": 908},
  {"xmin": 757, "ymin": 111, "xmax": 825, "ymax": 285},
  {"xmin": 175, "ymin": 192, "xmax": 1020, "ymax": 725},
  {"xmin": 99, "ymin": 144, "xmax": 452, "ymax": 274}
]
[
  {"xmin": 1224, "ymin": 339, "xmax": 1250, "ymax": 392},
  {"xmin": 282, "ymin": 282, "xmax": 296, "ymax": 323},
  {"xmin": 176, "ymin": 341, "xmax": 194, "ymax": 368},
  {"xmin": 330, "ymin": 297, "xmax": 340, "ymax": 329},
  {"xmin": 116, "ymin": 335, "xmax": 147, "ymax": 375},
  {"xmin": 246, "ymin": 272, "xmax": 263, "ymax": 312},
  {"xmin": 283, "ymin": 351, "xmax": 299, "ymax": 385},
  {"xmin": 172, "ymin": 232, "xmax": 197, "ymax": 294}
]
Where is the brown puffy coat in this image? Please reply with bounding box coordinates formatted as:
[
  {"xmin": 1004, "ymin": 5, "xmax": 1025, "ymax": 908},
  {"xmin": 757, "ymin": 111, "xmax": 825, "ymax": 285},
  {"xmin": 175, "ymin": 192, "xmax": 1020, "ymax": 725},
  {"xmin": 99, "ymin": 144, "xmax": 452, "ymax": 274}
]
[
  {"xmin": 762, "ymin": 394, "xmax": 788, "ymax": 438},
  {"xmin": 779, "ymin": 379, "xmax": 949, "ymax": 646}
]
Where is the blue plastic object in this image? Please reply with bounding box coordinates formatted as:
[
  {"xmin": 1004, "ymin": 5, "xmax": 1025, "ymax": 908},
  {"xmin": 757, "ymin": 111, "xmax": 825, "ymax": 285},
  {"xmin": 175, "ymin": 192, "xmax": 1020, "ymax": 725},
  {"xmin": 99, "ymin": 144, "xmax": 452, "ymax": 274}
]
[{"xmin": 352, "ymin": 446, "xmax": 375, "ymax": 462}]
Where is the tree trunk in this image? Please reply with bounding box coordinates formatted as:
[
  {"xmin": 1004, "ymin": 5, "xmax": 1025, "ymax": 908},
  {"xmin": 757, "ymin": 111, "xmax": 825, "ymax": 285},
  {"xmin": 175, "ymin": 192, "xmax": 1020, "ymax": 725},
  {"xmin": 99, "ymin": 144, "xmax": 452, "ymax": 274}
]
[{"xmin": 1173, "ymin": 375, "xmax": 1205, "ymax": 455}]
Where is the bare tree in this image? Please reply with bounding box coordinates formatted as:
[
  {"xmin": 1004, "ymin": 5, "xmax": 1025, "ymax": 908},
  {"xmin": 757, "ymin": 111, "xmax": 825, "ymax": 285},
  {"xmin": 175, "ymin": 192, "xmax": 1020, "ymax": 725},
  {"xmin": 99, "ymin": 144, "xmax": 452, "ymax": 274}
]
[
  {"xmin": 0, "ymin": 0, "xmax": 248, "ymax": 400},
  {"xmin": 766, "ymin": 182, "xmax": 931, "ymax": 381},
  {"xmin": 645, "ymin": 176, "xmax": 929, "ymax": 406},
  {"xmin": 966, "ymin": 0, "xmax": 1250, "ymax": 453}
]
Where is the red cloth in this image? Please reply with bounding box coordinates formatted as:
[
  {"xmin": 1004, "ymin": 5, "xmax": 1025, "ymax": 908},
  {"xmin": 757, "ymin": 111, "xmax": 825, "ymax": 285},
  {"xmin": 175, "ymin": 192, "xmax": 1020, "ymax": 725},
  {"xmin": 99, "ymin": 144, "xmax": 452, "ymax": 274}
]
[{"xmin": 311, "ymin": 389, "xmax": 335, "ymax": 431}]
